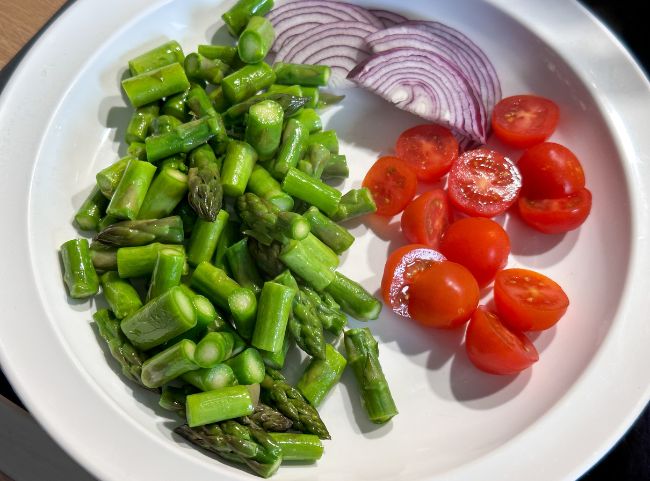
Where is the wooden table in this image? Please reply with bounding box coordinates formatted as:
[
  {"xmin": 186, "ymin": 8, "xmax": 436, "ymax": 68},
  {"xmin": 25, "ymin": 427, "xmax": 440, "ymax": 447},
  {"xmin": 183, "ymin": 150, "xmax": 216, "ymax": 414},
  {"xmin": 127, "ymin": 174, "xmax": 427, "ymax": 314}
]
[{"xmin": 0, "ymin": 0, "xmax": 68, "ymax": 69}]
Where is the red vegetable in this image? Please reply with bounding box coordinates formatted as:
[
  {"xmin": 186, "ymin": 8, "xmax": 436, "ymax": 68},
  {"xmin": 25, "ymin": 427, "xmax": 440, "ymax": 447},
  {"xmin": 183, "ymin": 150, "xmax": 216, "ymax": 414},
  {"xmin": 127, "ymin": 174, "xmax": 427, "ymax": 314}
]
[
  {"xmin": 362, "ymin": 156, "xmax": 417, "ymax": 216},
  {"xmin": 395, "ymin": 124, "xmax": 459, "ymax": 182},
  {"xmin": 400, "ymin": 189, "xmax": 450, "ymax": 248},
  {"xmin": 518, "ymin": 188, "xmax": 592, "ymax": 234},
  {"xmin": 491, "ymin": 95, "xmax": 559, "ymax": 148},
  {"xmin": 518, "ymin": 142, "xmax": 585, "ymax": 199}
]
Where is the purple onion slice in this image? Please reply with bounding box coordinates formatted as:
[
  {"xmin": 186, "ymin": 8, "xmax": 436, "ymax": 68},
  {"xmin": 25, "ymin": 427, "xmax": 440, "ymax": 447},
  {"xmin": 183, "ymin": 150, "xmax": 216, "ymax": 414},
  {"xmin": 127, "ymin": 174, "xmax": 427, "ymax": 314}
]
[
  {"xmin": 369, "ymin": 9, "xmax": 408, "ymax": 28},
  {"xmin": 348, "ymin": 47, "xmax": 486, "ymax": 143}
]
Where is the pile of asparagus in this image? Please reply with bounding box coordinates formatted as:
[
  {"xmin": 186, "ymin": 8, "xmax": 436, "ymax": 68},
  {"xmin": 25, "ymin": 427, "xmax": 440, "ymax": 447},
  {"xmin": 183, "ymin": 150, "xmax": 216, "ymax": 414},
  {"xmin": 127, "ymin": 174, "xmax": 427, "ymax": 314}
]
[{"xmin": 60, "ymin": 0, "xmax": 397, "ymax": 477}]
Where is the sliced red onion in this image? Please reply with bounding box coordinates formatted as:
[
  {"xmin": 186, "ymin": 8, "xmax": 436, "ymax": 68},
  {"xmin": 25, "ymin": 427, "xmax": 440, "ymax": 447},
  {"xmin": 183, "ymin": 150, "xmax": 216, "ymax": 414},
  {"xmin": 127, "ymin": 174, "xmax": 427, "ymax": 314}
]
[
  {"xmin": 348, "ymin": 48, "xmax": 486, "ymax": 143},
  {"xmin": 368, "ymin": 9, "xmax": 408, "ymax": 28},
  {"xmin": 275, "ymin": 22, "xmax": 379, "ymax": 86}
]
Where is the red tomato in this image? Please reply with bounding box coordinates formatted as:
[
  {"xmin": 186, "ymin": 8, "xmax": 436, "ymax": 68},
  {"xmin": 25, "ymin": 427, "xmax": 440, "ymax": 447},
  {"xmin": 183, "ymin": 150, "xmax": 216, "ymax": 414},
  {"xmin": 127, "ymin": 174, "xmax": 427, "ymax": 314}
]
[
  {"xmin": 408, "ymin": 260, "xmax": 479, "ymax": 328},
  {"xmin": 400, "ymin": 189, "xmax": 450, "ymax": 248},
  {"xmin": 491, "ymin": 95, "xmax": 560, "ymax": 148},
  {"xmin": 395, "ymin": 124, "xmax": 459, "ymax": 182},
  {"xmin": 362, "ymin": 156, "xmax": 418, "ymax": 216},
  {"xmin": 381, "ymin": 244, "xmax": 446, "ymax": 317},
  {"xmin": 465, "ymin": 306, "xmax": 539, "ymax": 375},
  {"xmin": 447, "ymin": 148, "xmax": 522, "ymax": 218},
  {"xmin": 439, "ymin": 217, "xmax": 510, "ymax": 288},
  {"xmin": 518, "ymin": 188, "xmax": 592, "ymax": 234},
  {"xmin": 494, "ymin": 268, "xmax": 569, "ymax": 331},
  {"xmin": 518, "ymin": 142, "xmax": 585, "ymax": 199}
]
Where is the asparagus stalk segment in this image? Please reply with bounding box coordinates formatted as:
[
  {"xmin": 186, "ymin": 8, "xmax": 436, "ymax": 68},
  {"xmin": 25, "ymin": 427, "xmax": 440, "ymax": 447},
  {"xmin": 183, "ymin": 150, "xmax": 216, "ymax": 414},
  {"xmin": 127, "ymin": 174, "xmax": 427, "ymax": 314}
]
[
  {"xmin": 225, "ymin": 92, "xmax": 307, "ymax": 120},
  {"xmin": 100, "ymin": 271, "xmax": 143, "ymax": 319},
  {"xmin": 279, "ymin": 239, "xmax": 335, "ymax": 292},
  {"xmin": 184, "ymin": 53, "xmax": 230, "ymax": 85},
  {"xmin": 122, "ymin": 62, "xmax": 190, "ymax": 108},
  {"xmin": 93, "ymin": 309, "xmax": 153, "ymax": 390},
  {"xmin": 140, "ymin": 339, "xmax": 199, "ymax": 388},
  {"xmin": 222, "ymin": 0, "xmax": 274, "ymax": 37},
  {"xmin": 187, "ymin": 158, "xmax": 223, "ymax": 222},
  {"xmin": 182, "ymin": 364, "xmax": 239, "ymax": 392},
  {"xmin": 344, "ymin": 328, "xmax": 398, "ymax": 424},
  {"xmin": 246, "ymin": 164, "xmax": 293, "ymax": 212},
  {"xmin": 159, "ymin": 384, "xmax": 196, "ymax": 415},
  {"xmin": 297, "ymin": 143, "xmax": 330, "ymax": 180},
  {"xmin": 125, "ymin": 103, "xmax": 160, "ymax": 144},
  {"xmin": 225, "ymin": 347, "xmax": 266, "ymax": 385},
  {"xmin": 198, "ymin": 44, "xmax": 238, "ymax": 65},
  {"xmin": 60, "ymin": 238, "xmax": 99, "ymax": 299},
  {"xmin": 292, "ymin": 108, "xmax": 322, "ymax": 134},
  {"xmin": 147, "ymin": 248, "xmax": 186, "ymax": 301},
  {"xmin": 321, "ymin": 154, "xmax": 349, "ymax": 181},
  {"xmin": 237, "ymin": 192, "xmax": 310, "ymax": 245},
  {"xmin": 296, "ymin": 344, "xmax": 347, "ymax": 407},
  {"xmin": 137, "ymin": 167, "xmax": 188, "ymax": 220},
  {"xmin": 127, "ymin": 141, "xmax": 147, "ymax": 160},
  {"xmin": 273, "ymin": 62, "xmax": 331, "ymax": 87},
  {"xmin": 245, "ymin": 403, "xmax": 293, "ymax": 433},
  {"xmin": 251, "ymin": 282, "xmax": 296, "ymax": 353},
  {"xmin": 186, "ymin": 385, "xmax": 254, "ymax": 427},
  {"xmin": 268, "ymin": 118, "xmax": 308, "ymax": 180},
  {"xmin": 268, "ymin": 433, "xmax": 324, "ymax": 462},
  {"xmin": 261, "ymin": 368, "xmax": 330, "ymax": 439},
  {"xmin": 281, "ymin": 167, "xmax": 342, "ymax": 217},
  {"xmin": 245, "ymin": 100, "xmax": 284, "ymax": 161},
  {"xmin": 225, "ymin": 238, "xmax": 263, "ymax": 295},
  {"xmin": 306, "ymin": 130, "xmax": 338, "ymax": 154},
  {"xmin": 187, "ymin": 84, "xmax": 218, "ymax": 119},
  {"xmin": 303, "ymin": 206, "xmax": 354, "ymax": 254},
  {"xmin": 94, "ymin": 216, "xmax": 184, "ymax": 247},
  {"xmin": 106, "ymin": 159, "xmax": 157, "ymax": 220},
  {"xmin": 238, "ymin": 16, "xmax": 275, "ymax": 64},
  {"xmin": 325, "ymin": 272, "xmax": 381, "ymax": 321},
  {"xmin": 221, "ymin": 61, "xmax": 276, "ymax": 104},
  {"xmin": 194, "ymin": 332, "xmax": 234, "ymax": 368},
  {"xmin": 187, "ymin": 210, "xmax": 230, "ymax": 267},
  {"xmin": 260, "ymin": 335, "xmax": 290, "ymax": 370},
  {"xmin": 116, "ymin": 243, "xmax": 185, "ymax": 278},
  {"xmin": 145, "ymin": 116, "xmax": 225, "ymax": 162},
  {"xmin": 96, "ymin": 156, "xmax": 132, "ymax": 199},
  {"xmin": 247, "ymin": 238, "xmax": 285, "ymax": 278},
  {"xmin": 89, "ymin": 241, "xmax": 118, "ymax": 272},
  {"xmin": 301, "ymin": 287, "xmax": 347, "ymax": 336},
  {"xmin": 120, "ymin": 285, "xmax": 197, "ymax": 351},
  {"xmin": 74, "ymin": 185, "xmax": 109, "ymax": 232},
  {"xmin": 221, "ymin": 140, "xmax": 259, "ymax": 197},
  {"xmin": 128, "ymin": 40, "xmax": 185, "ymax": 76},
  {"xmin": 331, "ymin": 187, "xmax": 377, "ymax": 222},
  {"xmin": 161, "ymin": 95, "xmax": 190, "ymax": 123}
]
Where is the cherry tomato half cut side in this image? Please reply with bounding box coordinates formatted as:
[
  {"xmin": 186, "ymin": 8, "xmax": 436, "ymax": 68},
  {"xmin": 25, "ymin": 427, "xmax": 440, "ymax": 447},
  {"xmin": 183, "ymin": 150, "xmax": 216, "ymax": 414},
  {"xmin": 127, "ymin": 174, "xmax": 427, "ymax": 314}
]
[
  {"xmin": 362, "ymin": 156, "xmax": 418, "ymax": 216},
  {"xmin": 408, "ymin": 260, "xmax": 479, "ymax": 329},
  {"xmin": 518, "ymin": 188, "xmax": 592, "ymax": 234},
  {"xmin": 381, "ymin": 244, "xmax": 446, "ymax": 318},
  {"xmin": 447, "ymin": 148, "xmax": 522, "ymax": 218},
  {"xmin": 465, "ymin": 306, "xmax": 539, "ymax": 375},
  {"xmin": 491, "ymin": 95, "xmax": 560, "ymax": 149},
  {"xmin": 518, "ymin": 142, "xmax": 585, "ymax": 199},
  {"xmin": 400, "ymin": 189, "xmax": 450, "ymax": 248},
  {"xmin": 494, "ymin": 268, "xmax": 569, "ymax": 332},
  {"xmin": 395, "ymin": 124, "xmax": 459, "ymax": 182},
  {"xmin": 439, "ymin": 217, "xmax": 510, "ymax": 288}
]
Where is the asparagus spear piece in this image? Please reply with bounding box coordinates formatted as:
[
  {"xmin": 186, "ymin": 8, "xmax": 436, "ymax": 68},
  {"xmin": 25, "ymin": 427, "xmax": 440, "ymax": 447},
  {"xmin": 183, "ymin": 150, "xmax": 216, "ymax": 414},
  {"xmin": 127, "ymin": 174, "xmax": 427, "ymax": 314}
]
[
  {"xmin": 222, "ymin": 0, "xmax": 274, "ymax": 37},
  {"xmin": 159, "ymin": 384, "xmax": 196, "ymax": 415},
  {"xmin": 189, "ymin": 143, "xmax": 222, "ymax": 172},
  {"xmin": 221, "ymin": 140, "xmax": 258, "ymax": 197},
  {"xmin": 221, "ymin": 62, "xmax": 276, "ymax": 104},
  {"xmin": 173, "ymin": 198, "xmax": 198, "ymax": 235},
  {"xmin": 301, "ymin": 86, "xmax": 319, "ymax": 109},
  {"xmin": 238, "ymin": 16, "xmax": 275, "ymax": 64},
  {"xmin": 268, "ymin": 433, "xmax": 323, "ymax": 462},
  {"xmin": 89, "ymin": 241, "xmax": 118, "ymax": 272},
  {"xmin": 225, "ymin": 238, "xmax": 263, "ymax": 295},
  {"xmin": 273, "ymin": 62, "xmax": 331, "ymax": 87},
  {"xmin": 145, "ymin": 116, "xmax": 225, "ymax": 162},
  {"xmin": 301, "ymin": 287, "xmax": 347, "ymax": 336},
  {"xmin": 100, "ymin": 271, "xmax": 143, "ymax": 319},
  {"xmin": 60, "ymin": 238, "xmax": 99, "ymax": 299},
  {"xmin": 208, "ymin": 86, "xmax": 230, "ymax": 114},
  {"xmin": 326, "ymin": 272, "xmax": 381, "ymax": 321},
  {"xmin": 245, "ymin": 402, "xmax": 293, "ymax": 432},
  {"xmin": 297, "ymin": 143, "xmax": 330, "ymax": 180},
  {"xmin": 174, "ymin": 420, "xmax": 282, "ymax": 478},
  {"xmin": 116, "ymin": 243, "xmax": 185, "ymax": 278},
  {"xmin": 184, "ymin": 53, "xmax": 230, "ymax": 85},
  {"xmin": 120, "ymin": 285, "xmax": 197, "ymax": 351},
  {"xmin": 187, "ymin": 210, "xmax": 229, "ymax": 266},
  {"xmin": 182, "ymin": 364, "xmax": 239, "ymax": 391},
  {"xmin": 344, "ymin": 328, "xmax": 398, "ymax": 424},
  {"xmin": 96, "ymin": 156, "xmax": 132, "ymax": 199},
  {"xmin": 194, "ymin": 332, "xmax": 234, "ymax": 368},
  {"xmin": 281, "ymin": 167, "xmax": 342, "ymax": 217},
  {"xmin": 246, "ymin": 164, "xmax": 293, "ymax": 212},
  {"xmin": 321, "ymin": 154, "xmax": 349, "ymax": 181},
  {"xmin": 303, "ymin": 206, "xmax": 354, "ymax": 254},
  {"xmin": 267, "ymin": 84, "xmax": 303, "ymax": 97},
  {"xmin": 306, "ymin": 130, "xmax": 338, "ymax": 154},
  {"xmin": 213, "ymin": 220, "xmax": 241, "ymax": 270},
  {"xmin": 268, "ymin": 118, "xmax": 308, "ymax": 180},
  {"xmin": 74, "ymin": 185, "xmax": 109, "ymax": 232},
  {"xmin": 147, "ymin": 248, "xmax": 186, "ymax": 301},
  {"xmin": 247, "ymin": 237, "xmax": 285, "ymax": 278},
  {"xmin": 187, "ymin": 84, "xmax": 218, "ymax": 119},
  {"xmin": 225, "ymin": 92, "xmax": 307, "ymax": 120},
  {"xmin": 186, "ymin": 385, "xmax": 254, "ymax": 427},
  {"xmin": 225, "ymin": 347, "xmax": 266, "ymax": 385},
  {"xmin": 297, "ymin": 344, "xmax": 347, "ymax": 407},
  {"xmin": 279, "ymin": 239, "xmax": 335, "ymax": 292},
  {"xmin": 138, "ymin": 167, "xmax": 188, "ymax": 220},
  {"xmin": 161, "ymin": 94, "xmax": 190, "ymax": 123},
  {"xmin": 260, "ymin": 368, "xmax": 330, "ymax": 439},
  {"xmin": 245, "ymin": 100, "xmax": 284, "ymax": 161},
  {"xmin": 125, "ymin": 103, "xmax": 159, "ymax": 144},
  {"xmin": 93, "ymin": 309, "xmax": 153, "ymax": 390},
  {"xmin": 140, "ymin": 339, "xmax": 199, "ymax": 388},
  {"xmin": 94, "ymin": 216, "xmax": 184, "ymax": 247},
  {"xmin": 122, "ymin": 62, "xmax": 190, "ymax": 108},
  {"xmin": 198, "ymin": 44, "xmax": 238, "ymax": 65},
  {"xmin": 331, "ymin": 187, "xmax": 377, "ymax": 222},
  {"xmin": 128, "ymin": 40, "xmax": 185, "ymax": 76},
  {"xmin": 292, "ymin": 108, "xmax": 322, "ymax": 134},
  {"xmin": 187, "ymin": 157, "xmax": 223, "ymax": 223},
  {"xmin": 106, "ymin": 159, "xmax": 157, "ymax": 220},
  {"xmin": 127, "ymin": 141, "xmax": 147, "ymax": 160},
  {"xmin": 260, "ymin": 335, "xmax": 290, "ymax": 370},
  {"xmin": 251, "ymin": 281, "xmax": 296, "ymax": 353},
  {"xmin": 237, "ymin": 192, "xmax": 310, "ymax": 245}
]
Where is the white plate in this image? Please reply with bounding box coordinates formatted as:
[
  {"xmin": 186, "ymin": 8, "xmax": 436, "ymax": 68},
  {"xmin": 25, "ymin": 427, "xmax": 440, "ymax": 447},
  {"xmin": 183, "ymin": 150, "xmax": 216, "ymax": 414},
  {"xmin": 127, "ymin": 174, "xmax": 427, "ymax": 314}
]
[{"xmin": 1, "ymin": 0, "xmax": 649, "ymax": 480}]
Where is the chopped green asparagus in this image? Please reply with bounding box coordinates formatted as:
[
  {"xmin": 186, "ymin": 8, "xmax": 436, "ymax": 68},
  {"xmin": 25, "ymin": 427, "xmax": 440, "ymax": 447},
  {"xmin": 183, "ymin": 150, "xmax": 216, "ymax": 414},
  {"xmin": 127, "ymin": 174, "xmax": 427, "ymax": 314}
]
[{"xmin": 60, "ymin": 238, "xmax": 99, "ymax": 298}]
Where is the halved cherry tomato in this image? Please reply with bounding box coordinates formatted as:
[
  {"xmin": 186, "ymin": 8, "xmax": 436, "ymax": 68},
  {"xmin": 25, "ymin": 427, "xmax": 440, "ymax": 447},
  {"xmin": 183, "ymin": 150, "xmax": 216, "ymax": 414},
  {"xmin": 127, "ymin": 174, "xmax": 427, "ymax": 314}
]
[
  {"xmin": 439, "ymin": 217, "xmax": 510, "ymax": 288},
  {"xmin": 362, "ymin": 156, "xmax": 418, "ymax": 216},
  {"xmin": 494, "ymin": 268, "xmax": 569, "ymax": 331},
  {"xmin": 400, "ymin": 189, "xmax": 450, "ymax": 248},
  {"xmin": 408, "ymin": 260, "xmax": 479, "ymax": 328},
  {"xmin": 465, "ymin": 306, "xmax": 539, "ymax": 375},
  {"xmin": 518, "ymin": 142, "xmax": 585, "ymax": 199},
  {"xmin": 491, "ymin": 95, "xmax": 560, "ymax": 148},
  {"xmin": 395, "ymin": 124, "xmax": 459, "ymax": 182},
  {"xmin": 447, "ymin": 148, "xmax": 522, "ymax": 217},
  {"xmin": 518, "ymin": 188, "xmax": 592, "ymax": 234},
  {"xmin": 381, "ymin": 244, "xmax": 446, "ymax": 317}
]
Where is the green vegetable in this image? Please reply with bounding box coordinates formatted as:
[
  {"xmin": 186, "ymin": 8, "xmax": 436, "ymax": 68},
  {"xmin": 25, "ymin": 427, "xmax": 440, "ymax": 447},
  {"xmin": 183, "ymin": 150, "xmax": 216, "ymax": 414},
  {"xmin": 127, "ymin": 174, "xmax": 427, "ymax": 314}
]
[
  {"xmin": 331, "ymin": 187, "xmax": 377, "ymax": 221},
  {"xmin": 125, "ymin": 103, "xmax": 160, "ymax": 144},
  {"xmin": 198, "ymin": 44, "xmax": 238, "ymax": 65},
  {"xmin": 246, "ymin": 164, "xmax": 293, "ymax": 211},
  {"xmin": 187, "ymin": 84, "xmax": 218, "ymax": 119},
  {"xmin": 186, "ymin": 385, "xmax": 254, "ymax": 427},
  {"xmin": 281, "ymin": 167, "xmax": 342, "ymax": 217},
  {"xmin": 297, "ymin": 143, "xmax": 330, "ymax": 180},
  {"xmin": 89, "ymin": 241, "xmax": 118, "ymax": 272},
  {"xmin": 268, "ymin": 433, "xmax": 323, "ymax": 462},
  {"xmin": 237, "ymin": 192, "xmax": 310, "ymax": 245},
  {"xmin": 74, "ymin": 185, "xmax": 109, "ymax": 232},
  {"xmin": 184, "ymin": 53, "xmax": 230, "ymax": 85},
  {"xmin": 303, "ymin": 206, "xmax": 354, "ymax": 254},
  {"xmin": 100, "ymin": 271, "xmax": 143, "ymax": 319},
  {"xmin": 225, "ymin": 92, "xmax": 307, "ymax": 119},
  {"xmin": 137, "ymin": 167, "xmax": 188, "ymax": 220},
  {"xmin": 60, "ymin": 238, "xmax": 99, "ymax": 299},
  {"xmin": 297, "ymin": 344, "xmax": 347, "ymax": 407},
  {"xmin": 187, "ymin": 209, "xmax": 230, "ymax": 266},
  {"xmin": 94, "ymin": 216, "xmax": 184, "ymax": 247},
  {"xmin": 145, "ymin": 116, "xmax": 225, "ymax": 162},
  {"xmin": 225, "ymin": 347, "xmax": 266, "ymax": 385},
  {"xmin": 128, "ymin": 40, "xmax": 185, "ymax": 76},
  {"xmin": 116, "ymin": 243, "xmax": 185, "ymax": 278},
  {"xmin": 293, "ymin": 108, "xmax": 322, "ymax": 134},
  {"xmin": 106, "ymin": 159, "xmax": 157, "ymax": 220},
  {"xmin": 122, "ymin": 62, "xmax": 190, "ymax": 108},
  {"xmin": 194, "ymin": 331, "xmax": 235, "ymax": 368},
  {"xmin": 245, "ymin": 99, "xmax": 284, "ymax": 161},
  {"xmin": 268, "ymin": 118, "xmax": 308, "ymax": 180},
  {"xmin": 221, "ymin": 140, "xmax": 258, "ymax": 197},
  {"xmin": 321, "ymin": 153, "xmax": 349, "ymax": 181},
  {"xmin": 225, "ymin": 238, "xmax": 263, "ymax": 295},
  {"xmin": 161, "ymin": 93, "xmax": 190, "ymax": 122},
  {"xmin": 140, "ymin": 339, "xmax": 199, "ymax": 388},
  {"xmin": 222, "ymin": 0, "xmax": 274, "ymax": 37},
  {"xmin": 147, "ymin": 248, "xmax": 186, "ymax": 301},
  {"xmin": 221, "ymin": 62, "xmax": 276, "ymax": 104},
  {"xmin": 251, "ymin": 281, "xmax": 296, "ymax": 353},
  {"xmin": 278, "ymin": 239, "xmax": 335, "ymax": 292},
  {"xmin": 326, "ymin": 272, "xmax": 381, "ymax": 321},
  {"xmin": 187, "ymin": 156, "xmax": 223, "ymax": 222},
  {"xmin": 273, "ymin": 62, "xmax": 330, "ymax": 87},
  {"xmin": 182, "ymin": 364, "xmax": 239, "ymax": 391},
  {"xmin": 96, "ymin": 156, "xmax": 131, "ymax": 199},
  {"xmin": 238, "ymin": 16, "xmax": 275, "ymax": 64}
]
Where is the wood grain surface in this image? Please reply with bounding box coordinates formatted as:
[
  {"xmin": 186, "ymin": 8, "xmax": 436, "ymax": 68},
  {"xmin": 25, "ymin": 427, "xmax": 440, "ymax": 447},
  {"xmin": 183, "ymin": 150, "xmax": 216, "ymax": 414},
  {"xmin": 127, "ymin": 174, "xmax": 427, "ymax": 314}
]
[{"xmin": 0, "ymin": 0, "xmax": 68, "ymax": 69}]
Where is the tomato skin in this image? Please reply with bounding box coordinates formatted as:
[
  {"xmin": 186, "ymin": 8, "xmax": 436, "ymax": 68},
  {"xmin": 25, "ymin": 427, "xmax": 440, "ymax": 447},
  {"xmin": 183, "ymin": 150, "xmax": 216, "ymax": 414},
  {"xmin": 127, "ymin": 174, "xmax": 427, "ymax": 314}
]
[
  {"xmin": 400, "ymin": 189, "xmax": 450, "ymax": 248},
  {"xmin": 362, "ymin": 156, "xmax": 418, "ymax": 216},
  {"xmin": 494, "ymin": 268, "xmax": 569, "ymax": 332},
  {"xmin": 439, "ymin": 217, "xmax": 510, "ymax": 288},
  {"xmin": 491, "ymin": 95, "xmax": 560, "ymax": 149},
  {"xmin": 447, "ymin": 148, "xmax": 522, "ymax": 218},
  {"xmin": 395, "ymin": 124, "xmax": 459, "ymax": 182},
  {"xmin": 381, "ymin": 244, "xmax": 446, "ymax": 317},
  {"xmin": 518, "ymin": 142, "xmax": 585, "ymax": 199},
  {"xmin": 465, "ymin": 306, "xmax": 539, "ymax": 375},
  {"xmin": 518, "ymin": 188, "xmax": 592, "ymax": 234},
  {"xmin": 407, "ymin": 260, "xmax": 479, "ymax": 328}
]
